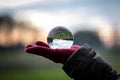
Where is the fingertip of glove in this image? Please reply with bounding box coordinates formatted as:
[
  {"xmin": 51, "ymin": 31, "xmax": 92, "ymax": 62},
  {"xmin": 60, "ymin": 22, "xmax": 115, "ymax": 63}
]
[
  {"xmin": 25, "ymin": 45, "xmax": 33, "ymax": 48},
  {"xmin": 35, "ymin": 41, "xmax": 42, "ymax": 45},
  {"xmin": 24, "ymin": 47, "xmax": 30, "ymax": 53},
  {"xmin": 24, "ymin": 45, "xmax": 34, "ymax": 53}
]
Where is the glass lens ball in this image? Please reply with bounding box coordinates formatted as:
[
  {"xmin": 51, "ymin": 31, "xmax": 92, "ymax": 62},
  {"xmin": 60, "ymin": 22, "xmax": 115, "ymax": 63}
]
[{"xmin": 47, "ymin": 26, "xmax": 73, "ymax": 49}]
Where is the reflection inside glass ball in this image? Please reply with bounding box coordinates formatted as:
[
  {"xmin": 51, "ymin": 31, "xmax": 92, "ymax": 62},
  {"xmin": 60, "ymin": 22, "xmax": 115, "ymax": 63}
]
[{"xmin": 47, "ymin": 26, "xmax": 73, "ymax": 49}]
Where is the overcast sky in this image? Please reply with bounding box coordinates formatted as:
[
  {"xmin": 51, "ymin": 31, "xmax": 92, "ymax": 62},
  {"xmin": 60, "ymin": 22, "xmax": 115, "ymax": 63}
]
[{"xmin": 0, "ymin": 0, "xmax": 120, "ymax": 31}]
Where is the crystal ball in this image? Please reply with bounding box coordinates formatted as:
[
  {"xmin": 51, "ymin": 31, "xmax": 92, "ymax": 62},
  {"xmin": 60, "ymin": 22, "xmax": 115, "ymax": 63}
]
[{"xmin": 47, "ymin": 26, "xmax": 73, "ymax": 49}]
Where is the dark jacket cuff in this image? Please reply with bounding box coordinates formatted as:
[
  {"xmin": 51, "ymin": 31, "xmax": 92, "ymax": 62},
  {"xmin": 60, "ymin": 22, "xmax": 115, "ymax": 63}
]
[
  {"xmin": 62, "ymin": 44, "xmax": 120, "ymax": 80},
  {"xmin": 62, "ymin": 44, "xmax": 96, "ymax": 78}
]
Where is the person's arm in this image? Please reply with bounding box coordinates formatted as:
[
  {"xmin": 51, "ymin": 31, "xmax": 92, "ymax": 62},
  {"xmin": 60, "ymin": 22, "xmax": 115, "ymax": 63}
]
[
  {"xmin": 63, "ymin": 44, "xmax": 120, "ymax": 80},
  {"xmin": 25, "ymin": 41, "xmax": 120, "ymax": 80}
]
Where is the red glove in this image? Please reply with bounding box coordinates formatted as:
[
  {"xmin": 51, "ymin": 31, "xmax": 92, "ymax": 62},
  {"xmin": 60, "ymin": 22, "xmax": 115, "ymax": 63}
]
[{"xmin": 25, "ymin": 41, "xmax": 80, "ymax": 64}]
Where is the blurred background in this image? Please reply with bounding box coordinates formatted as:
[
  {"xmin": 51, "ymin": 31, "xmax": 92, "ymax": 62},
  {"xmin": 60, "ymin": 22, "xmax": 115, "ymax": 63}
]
[{"xmin": 0, "ymin": 0, "xmax": 120, "ymax": 80}]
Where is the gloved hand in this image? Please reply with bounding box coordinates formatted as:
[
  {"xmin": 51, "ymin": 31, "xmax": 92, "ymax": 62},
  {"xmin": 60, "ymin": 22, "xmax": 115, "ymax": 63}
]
[{"xmin": 25, "ymin": 41, "xmax": 80, "ymax": 64}]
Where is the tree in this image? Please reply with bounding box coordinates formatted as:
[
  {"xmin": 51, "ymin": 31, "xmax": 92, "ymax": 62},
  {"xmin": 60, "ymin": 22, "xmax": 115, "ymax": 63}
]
[
  {"xmin": 74, "ymin": 30, "xmax": 104, "ymax": 48},
  {"xmin": 0, "ymin": 14, "xmax": 15, "ymax": 46}
]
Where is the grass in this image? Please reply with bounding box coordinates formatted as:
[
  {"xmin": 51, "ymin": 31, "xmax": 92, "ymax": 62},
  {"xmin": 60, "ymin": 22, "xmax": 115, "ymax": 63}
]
[
  {"xmin": 0, "ymin": 68, "xmax": 71, "ymax": 80},
  {"xmin": 0, "ymin": 49, "xmax": 120, "ymax": 80},
  {"xmin": 0, "ymin": 49, "xmax": 71, "ymax": 80}
]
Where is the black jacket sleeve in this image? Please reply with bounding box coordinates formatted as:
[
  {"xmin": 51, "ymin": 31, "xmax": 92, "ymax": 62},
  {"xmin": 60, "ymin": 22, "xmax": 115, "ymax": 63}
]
[{"xmin": 62, "ymin": 44, "xmax": 120, "ymax": 80}]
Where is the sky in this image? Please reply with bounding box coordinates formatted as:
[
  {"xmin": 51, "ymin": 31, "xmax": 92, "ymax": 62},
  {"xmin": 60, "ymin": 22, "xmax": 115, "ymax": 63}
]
[{"xmin": 0, "ymin": 0, "xmax": 120, "ymax": 32}]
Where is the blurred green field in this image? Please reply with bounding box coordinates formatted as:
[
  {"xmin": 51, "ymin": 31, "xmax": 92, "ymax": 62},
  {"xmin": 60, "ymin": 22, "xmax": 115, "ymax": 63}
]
[
  {"xmin": 0, "ymin": 49, "xmax": 72, "ymax": 80},
  {"xmin": 0, "ymin": 68, "xmax": 71, "ymax": 80},
  {"xmin": 0, "ymin": 48, "xmax": 120, "ymax": 80}
]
